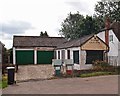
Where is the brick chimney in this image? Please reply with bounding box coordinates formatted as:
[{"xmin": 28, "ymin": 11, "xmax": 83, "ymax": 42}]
[{"xmin": 105, "ymin": 16, "xmax": 110, "ymax": 45}]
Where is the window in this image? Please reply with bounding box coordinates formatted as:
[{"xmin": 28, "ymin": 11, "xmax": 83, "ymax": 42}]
[
  {"xmin": 58, "ymin": 51, "xmax": 60, "ymax": 59},
  {"xmin": 67, "ymin": 50, "xmax": 70, "ymax": 59},
  {"xmin": 86, "ymin": 50, "xmax": 103, "ymax": 64},
  {"xmin": 109, "ymin": 35, "xmax": 113, "ymax": 42},
  {"xmin": 62, "ymin": 50, "xmax": 65, "ymax": 59}
]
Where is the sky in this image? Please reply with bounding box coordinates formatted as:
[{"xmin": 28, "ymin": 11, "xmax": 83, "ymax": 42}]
[{"xmin": 0, "ymin": 0, "xmax": 100, "ymax": 49}]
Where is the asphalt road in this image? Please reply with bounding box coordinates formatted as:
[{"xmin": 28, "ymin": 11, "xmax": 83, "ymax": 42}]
[{"xmin": 2, "ymin": 75, "xmax": 119, "ymax": 94}]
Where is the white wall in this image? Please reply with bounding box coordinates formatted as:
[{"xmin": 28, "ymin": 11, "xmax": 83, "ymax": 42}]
[
  {"xmin": 56, "ymin": 47, "xmax": 94, "ymax": 70},
  {"xmin": 97, "ymin": 30, "xmax": 119, "ymax": 56},
  {"xmin": 13, "ymin": 47, "xmax": 16, "ymax": 65},
  {"xmin": 68, "ymin": 47, "xmax": 81, "ymax": 60},
  {"xmin": 65, "ymin": 50, "xmax": 67, "ymax": 59},
  {"xmin": 108, "ymin": 31, "xmax": 118, "ymax": 66},
  {"xmin": 56, "ymin": 47, "xmax": 81, "ymax": 69},
  {"xmin": 97, "ymin": 31, "xmax": 105, "ymax": 42},
  {"xmin": 97, "ymin": 30, "xmax": 119, "ymax": 66},
  {"xmin": 56, "ymin": 50, "xmax": 61, "ymax": 59},
  {"xmin": 80, "ymin": 50, "xmax": 93, "ymax": 70},
  {"xmin": 108, "ymin": 30, "xmax": 119, "ymax": 56},
  {"xmin": 118, "ymin": 42, "xmax": 120, "ymax": 66},
  {"xmin": 56, "ymin": 47, "xmax": 81, "ymax": 61}
]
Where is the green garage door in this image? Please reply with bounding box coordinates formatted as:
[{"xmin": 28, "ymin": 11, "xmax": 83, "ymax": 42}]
[
  {"xmin": 37, "ymin": 51, "xmax": 54, "ymax": 64},
  {"xmin": 16, "ymin": 50, "xmax": 34, "ymax": 64}
]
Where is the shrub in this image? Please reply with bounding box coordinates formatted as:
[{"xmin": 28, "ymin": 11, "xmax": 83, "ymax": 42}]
[
  {"xmin": 114, "ymin": 66, "xmax": 120, "ymax": 74},
  {"xmin": 92, "ymin": 60, "xmax": 114, "ymax": 72}
]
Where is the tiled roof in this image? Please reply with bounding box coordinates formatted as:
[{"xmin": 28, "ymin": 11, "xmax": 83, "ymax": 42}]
[
  {"xmin": 13, "ymin": 36, "xmax": 67, "ymax": 47},
  {"xmin": 57, "ymin": 34, "xmax": 94, "ymax": 49},
  {"xmin": 110, "ymin": 21, "xmax": 120, "ymax": 41}
]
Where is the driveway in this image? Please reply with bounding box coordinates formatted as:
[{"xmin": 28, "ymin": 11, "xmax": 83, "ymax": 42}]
[
  {"xmin": 16, "ymin": 65, "xmax": 54, "ymax": 81},
  {"xmin": 2, "ymin": 75, "xmax": 119, "ymax": 94}
]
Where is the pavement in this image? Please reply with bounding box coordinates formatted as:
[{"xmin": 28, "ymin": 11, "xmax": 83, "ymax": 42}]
[{"xmin": 2, "ymin": 75, "xmax": 119, "ymax": 94}]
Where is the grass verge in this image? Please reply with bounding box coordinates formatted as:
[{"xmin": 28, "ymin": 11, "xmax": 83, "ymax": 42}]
[
  {"xmin": 80, "ymin": 71, "xmax": 114, "ymax": 78},
  {"xmin": 0, "ymin": 75, "xmax": 8, "ymax": 89}
]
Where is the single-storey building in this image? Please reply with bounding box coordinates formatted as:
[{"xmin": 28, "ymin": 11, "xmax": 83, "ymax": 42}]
[
  {"xmin": 55, "ymin": 34, "xmax": 109, "ymax": 70},
  {"xmin": 13, "ymin": 20, "xmax": 120, "ymax": 70},
  {"xmin": 55, "ymin": 20, "xmax": 119, "ymax": 70},
  {"xmin": 13, "ymin": 36, "xmax": 67, "ymax": 65}
]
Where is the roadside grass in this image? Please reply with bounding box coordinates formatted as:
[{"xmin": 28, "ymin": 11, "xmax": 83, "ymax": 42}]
[
  {"xmin": 78, "ymin": 66, "xmax": 120, "ymax": 78},
  {"xmin": 54, "ymin": 66, "xmax": 120, "ymax": 78},
  {"xmin": 0, "ymin": 75, "xmax": 8, "ymax": 89},
  {"xmin": 79, "ymin": 71, "xmax": 114, "ymax": 78},
  {"xmin": 77, "ymin": 61, "xmax": 120, "ymax": 78}
]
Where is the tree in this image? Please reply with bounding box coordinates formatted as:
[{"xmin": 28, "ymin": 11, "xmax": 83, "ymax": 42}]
[
  {"xmin": 2, "ymin": 47, "xmax": 9, "ymax": 74},
  {"xmin": 59, "ymin": 1, "xmax": 120, "ymax": 40},
  {"xmin": 59, "ymin": 12, "xmax": 99, "ymax": 39},
  {"xmin": 81, "ymin": 15, "xmax": 100, "ymax": 35},
  {"xmin": 44, "ymin": 31, "xmax": 49, "ymax": 37},
  {"xmin": 40, "ymin": 31, "xmax": 44, "ymax": 37},
  {"xmin": 94, "ymin": 1, "xmax": 120, "ymax": 28},
  {"xmin": 8, "ymin": 48, "xmax": 13, "ymax": 63},
  {"xmin": 3, "ymin": 48, "xmax": 8, "ymax": 64},
  {"xmin": 40, "ymin": 31, "xmax": 49, "ymax": 37},
  {"xmin": 59, "ymin": 12, "xmax": 84, "ymax": 39}
]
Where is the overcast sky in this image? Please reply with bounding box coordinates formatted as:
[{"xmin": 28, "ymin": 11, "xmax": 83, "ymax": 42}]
[{"xmin": 0, "ymin": 0, "xmax": 100, "ymax": 49}]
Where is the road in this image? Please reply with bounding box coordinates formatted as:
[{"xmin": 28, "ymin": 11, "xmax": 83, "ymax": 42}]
[{"xmin": 2, "ymin": 75, "xmax": 119, "ymax": 94}]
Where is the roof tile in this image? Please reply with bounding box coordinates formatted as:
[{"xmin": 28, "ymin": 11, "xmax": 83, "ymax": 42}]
[{"xmin": 13, "ymin": 36, "xmax": 67, "ymax": 47}]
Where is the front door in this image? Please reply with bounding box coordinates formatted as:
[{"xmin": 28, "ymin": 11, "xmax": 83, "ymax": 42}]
[{"xmin": 73, "ymin": 50, "xmax": 79, "ymax": 64}]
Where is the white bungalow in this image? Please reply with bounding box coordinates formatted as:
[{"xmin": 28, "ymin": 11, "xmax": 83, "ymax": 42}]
[
  {"xmin": 55, "ymin": 34, "xmax": 109, "ymax": 70},
  {"xmin": 55, "ymin": 20, "xmax": 120, "ymax": 70}
]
